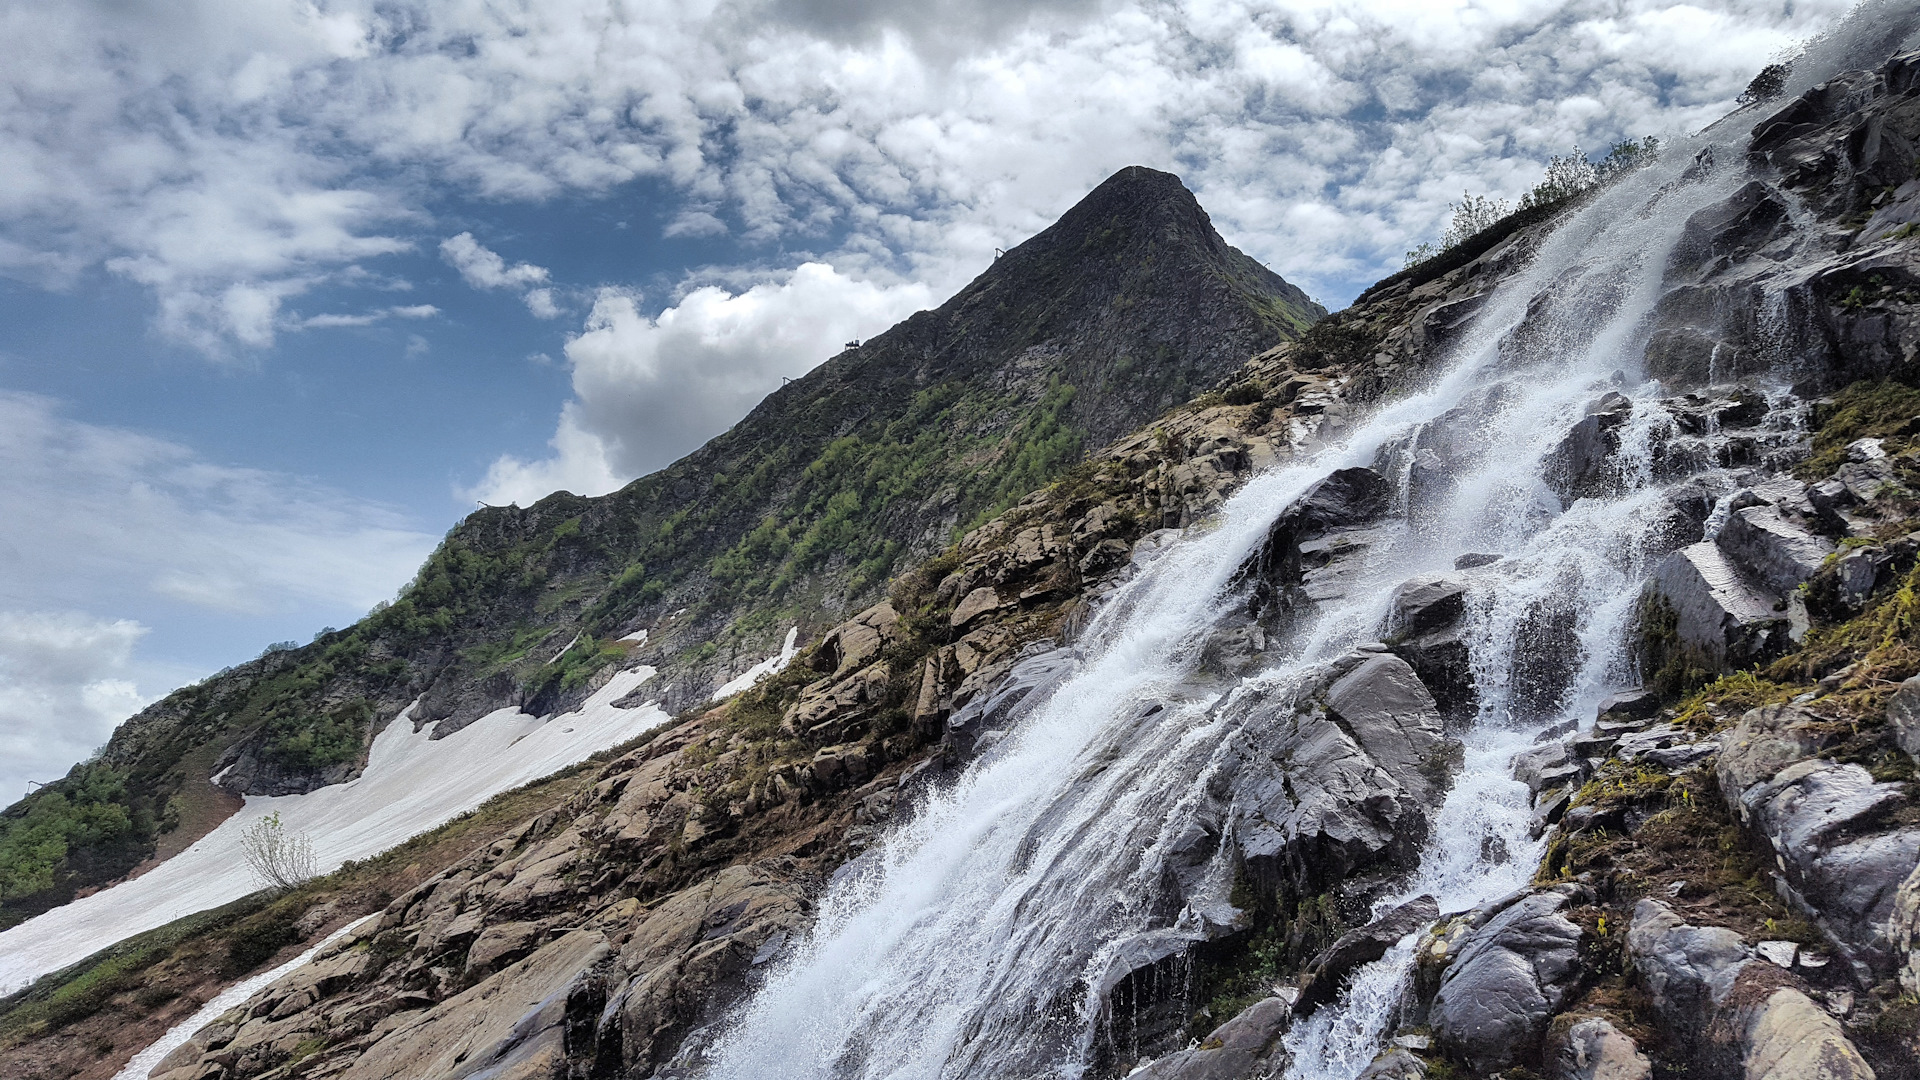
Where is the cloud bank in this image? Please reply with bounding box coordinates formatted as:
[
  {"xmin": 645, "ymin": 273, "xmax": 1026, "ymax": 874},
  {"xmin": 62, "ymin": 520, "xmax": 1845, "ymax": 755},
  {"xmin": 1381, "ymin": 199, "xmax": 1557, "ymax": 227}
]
[
  {"xmin": 0, "ymin": 393, "xmax": 439, "ymax": 800},
  {"xmin": 0, "ymin": 0, "xmax": 1851, "ymax": 359}
]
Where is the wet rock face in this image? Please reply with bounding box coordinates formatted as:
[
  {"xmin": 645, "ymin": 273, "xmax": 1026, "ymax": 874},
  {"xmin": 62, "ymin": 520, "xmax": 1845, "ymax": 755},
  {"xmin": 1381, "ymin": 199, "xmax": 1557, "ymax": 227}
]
[
  {"xmin": 1385, "ymin": 576, "xmax": 1476, "ymax": 723},
  {"xmin": 1294, "ymin": 895, "xmax": 1439, "ymax": 1017},
  {"xmin": 1222, "ymin": 650, "xmax": 1450, "ymax": 903},
  {"xmin": 1428, "ymin": 887, "xmax": 1585, "ymax": 1072},
  {"xmin": 1642, "ymin": 50, "xmax": 1920, "ymax": 392}
]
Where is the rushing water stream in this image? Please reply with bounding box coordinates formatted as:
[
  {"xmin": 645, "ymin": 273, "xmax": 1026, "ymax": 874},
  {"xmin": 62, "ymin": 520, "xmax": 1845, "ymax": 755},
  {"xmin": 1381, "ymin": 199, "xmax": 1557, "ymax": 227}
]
[{"xmin": 697, "ymin": 14, "xmax": 1915, "ymax": 1080}]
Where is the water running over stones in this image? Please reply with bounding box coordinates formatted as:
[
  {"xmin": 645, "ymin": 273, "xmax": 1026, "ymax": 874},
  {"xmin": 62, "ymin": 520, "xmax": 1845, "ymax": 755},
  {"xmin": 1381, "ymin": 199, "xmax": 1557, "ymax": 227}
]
[{"xmin": 699, "ymin": 17, "xmax": 1920, "ymax": 1080}]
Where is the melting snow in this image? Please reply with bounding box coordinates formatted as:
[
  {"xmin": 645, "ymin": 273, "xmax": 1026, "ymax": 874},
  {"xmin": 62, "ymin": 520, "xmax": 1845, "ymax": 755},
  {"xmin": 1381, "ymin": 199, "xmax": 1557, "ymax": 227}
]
[
  {"xmin": 712, "ymin": 627, "xmax": 800, "ymax": 701},
  {"xmin": 112, "ymin": 914, "xmax": 378, "ymax": 1080},
  {"xmin": 0, "ymin": 667, "xmax": 667, "ymax": 993}
]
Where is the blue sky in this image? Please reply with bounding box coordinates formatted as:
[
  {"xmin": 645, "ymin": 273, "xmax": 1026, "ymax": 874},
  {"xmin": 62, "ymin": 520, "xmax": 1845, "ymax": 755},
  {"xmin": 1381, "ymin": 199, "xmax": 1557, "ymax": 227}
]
[{"xmin": 0, "ymin": 0, "xmax": 1863, "ymax": 800}]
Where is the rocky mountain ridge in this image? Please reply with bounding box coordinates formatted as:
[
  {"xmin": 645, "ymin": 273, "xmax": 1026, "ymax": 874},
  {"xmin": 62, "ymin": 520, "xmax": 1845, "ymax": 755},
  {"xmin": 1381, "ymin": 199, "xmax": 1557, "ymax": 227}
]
[{"xmin": 0, "ymin": 166, "xmax": 1321, "ymax": 931}]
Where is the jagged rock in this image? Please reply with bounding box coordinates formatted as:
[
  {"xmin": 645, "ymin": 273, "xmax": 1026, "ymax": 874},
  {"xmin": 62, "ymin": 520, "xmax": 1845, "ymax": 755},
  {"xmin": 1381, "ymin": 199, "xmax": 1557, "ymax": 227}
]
[
  {"xmin": 1644, "ymin": 541, "xmax": 1790, "ymax": 672},
  {"xmin": 813, "ymin": 602, "xmax": 900, "ymax": 677},
  {"xmin": 1429, "ymin": 887, "xmax": 1584, "ymax": 1072},
  {"xmin": 951, "ymin": 586, "xmax": 1004, "ymax": 627},
  {"xmin": 1893, "ymin": 860, "xmax": 1920, "ymax": 996},
  {"xmin": 1717, "ymin": 705, "xmax": 1833, "ymax": 793},
  {"xmin": 1226, "ymin": 652, "xmax": 1447, "ymax": 900},
  {"xmin": 1545, "ymin": 392, "xmax": 1633, "ymax": 499},
  {"xmin": 1626, "ymin": 899, "xmax": 1751, "ymax": 1044},
  {"xmin": 1130, "ymin": 996, "xmax": 1292, "ymax": 1079},
  {"xmin": 1454, "ymin": 552, "xmax": 1501, "ymax": 569},
  {"xmin": 610, "ymin": 863, "xmax": 810, "ymax": 1074},
  {"xmin": 465, "ymin": 920, "xmax": 544, "ymax": 974},
  {"xmin": 1717, "ymin": 503, "xmax": 1835, "ymax": 595},
  {"xmin": 1546, "ymin": 1016, "xmax": 1652, "ymax": 1080},
  {"xmin": 1387, "ymin": 577, "xmax": 1467, "ymax": 636},
  {"xmin": 1887, "ymin": 673, "xmax": 1920, "ymax": 760},
  {"xmin": 338, "ymin": 930, "xmax": 611, "ymax": 1080},
  {"xmin": 1295, "ymin": 894, "xmax": 1439, "ymax": 1016},
  {"xmin": 1725, "ymin": 756, "xmax": 1920, "ymax": 976},
  {"xmin": 1355, "ymin": 1047, "xmax": 1428, "ymax": 1079},
  {"xmin": 1512, "ymin": 739, "xmax": 1582, "ymax": 798},
  {"xmin": 943, "ymin": 645, "xmax": 1075, "ymax": 758},
  {"xmin": 1381, "ymin": 575, "xmax": 1474, "ymax": 721}
]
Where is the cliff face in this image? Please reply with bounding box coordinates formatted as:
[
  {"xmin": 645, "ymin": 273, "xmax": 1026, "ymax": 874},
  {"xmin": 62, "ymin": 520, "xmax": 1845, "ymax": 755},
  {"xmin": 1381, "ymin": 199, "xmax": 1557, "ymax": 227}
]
[{"xmin": 0, "ymin": 167, "xmax": 1320, "ymax": 931}]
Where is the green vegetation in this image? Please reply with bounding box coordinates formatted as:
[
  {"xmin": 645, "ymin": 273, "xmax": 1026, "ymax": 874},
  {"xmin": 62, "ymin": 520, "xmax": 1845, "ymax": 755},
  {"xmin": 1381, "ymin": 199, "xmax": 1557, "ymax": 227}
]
[
  {"xmin": 1795, "ymin": 379, "xmax": 1920, "ymax": 479},
  {"xmin": 0, "ymin": 764, "xmax": 153, "ymax": 928}
]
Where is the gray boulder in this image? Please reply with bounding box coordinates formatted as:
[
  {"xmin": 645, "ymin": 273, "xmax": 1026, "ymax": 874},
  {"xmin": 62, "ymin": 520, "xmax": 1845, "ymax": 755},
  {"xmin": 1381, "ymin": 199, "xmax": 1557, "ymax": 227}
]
[
  {"xmin": 1546, "ymin": 1016, "xmax": 1651, "ymax": 1080},
  {"xmin": 1716, "ymin": 502, "xmax": 1834, "ymax": 595},
  {"xmin": 1545, "ymin": 392, "xmax": 1632, "ymax": 500},
  {"xmin": 1732, "ymin": 987, "xmax": 1875, "ymax": 1080},
  {"xmin": 1894, "ymin": 860, "xmax": 1920, "ymax": 997},
  {"xmin": 1384, "ymin": 575, "xmax": 1476, "ymax": 720},
  {"xmin": 1226, "ymin": 652, "xmax": 1449, "ymax": 899},
  {"xmin": 1644, "ymin": 541, "xmax": 1790, "ymax": 672},
  {"xmin": 1355, "ymin": 1048, "xmax": 1428, "ymax": 1079},
  {"xmin": 1387, "ymin": 577, "xmax": 1467, "ymax": 637},
  {"xmin": 1429, "ymin": 888, "xmax": 1584, "ymax": 1072},
  {"xmin": 1626, "ymin": 899, "xmax": 1751, "ymax": 1042},
  {"xmin": 1730, "ymin": 757, "xmax": 1920, "ymax": 976}
]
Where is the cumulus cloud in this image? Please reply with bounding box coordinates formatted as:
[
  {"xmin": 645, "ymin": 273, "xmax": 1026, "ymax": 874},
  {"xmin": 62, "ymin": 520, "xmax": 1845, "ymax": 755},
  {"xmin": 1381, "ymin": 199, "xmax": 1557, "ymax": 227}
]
[
  {"xmin": 470, "ymin": 262, "xmax": 932, "ymax": 505},
  {"xmin": 0, "ymin": 392, "xmax": 436, "ymax": 618},
  {"xmin": 0, "ymin": 611, "xmax": 155, "ymax": 804},
  {"xmin": 0, "ymin": 0, "xmax": 1876, "ymax": 357}
]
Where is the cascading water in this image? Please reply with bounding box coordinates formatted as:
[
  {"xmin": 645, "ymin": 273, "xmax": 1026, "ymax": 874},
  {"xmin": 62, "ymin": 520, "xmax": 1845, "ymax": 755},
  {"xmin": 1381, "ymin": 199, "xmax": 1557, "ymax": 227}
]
[{"xmin": 700, "ymin": 15, "xmax": 1915, "ymax": 1080}]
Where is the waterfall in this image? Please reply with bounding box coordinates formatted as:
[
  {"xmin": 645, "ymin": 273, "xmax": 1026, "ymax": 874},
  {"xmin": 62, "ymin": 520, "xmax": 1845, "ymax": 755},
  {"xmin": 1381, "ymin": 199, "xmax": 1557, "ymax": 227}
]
[{"xmin": 698, "ymin": 13, "xmax": 1918, "ymax": 1080}]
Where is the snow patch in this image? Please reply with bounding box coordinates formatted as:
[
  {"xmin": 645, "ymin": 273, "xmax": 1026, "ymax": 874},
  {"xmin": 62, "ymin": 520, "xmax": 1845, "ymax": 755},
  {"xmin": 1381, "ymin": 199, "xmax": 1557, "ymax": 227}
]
[
  {"xmin": 112, "ymin": 914, "xmax": 378, "ymax": 1080},
  {"xmin": 713, "ymin": 627, "xmax": 800, "ymax": 701},
  {"xmin": 619, "ymin": 628, "xmax": 648, "ymax": 644},
  {"xmin": 0, "ymin": 667, "xmax": 666, "ymax": 993}
]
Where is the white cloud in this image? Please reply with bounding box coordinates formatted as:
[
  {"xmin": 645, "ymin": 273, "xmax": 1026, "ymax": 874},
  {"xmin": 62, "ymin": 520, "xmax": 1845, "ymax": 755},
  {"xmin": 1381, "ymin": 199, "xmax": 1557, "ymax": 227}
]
[
  {"xmin": 298, "ymin": 303, "xmax": 440, "ymax": 328},
  {"xmin": 440, "ymin": 232, "xmax": 563, "ymax": 318},
  {"xmin": 470, "ymin": 262, "xmax": 932, "ymax": 505},
  {"xmin": 440, "ymin": 232, "xmax": 550, "ymax": 290},
  {"xmin": 0, "ymin": 392, "xmax": 436, "ymax": 618},
  {"xmin": 0, "ymin": 611, "xmax": 155, "ymax": 804},
  {"xmin": 0, "ymin": 0, "xmax": 1883, "ymax": 358}
]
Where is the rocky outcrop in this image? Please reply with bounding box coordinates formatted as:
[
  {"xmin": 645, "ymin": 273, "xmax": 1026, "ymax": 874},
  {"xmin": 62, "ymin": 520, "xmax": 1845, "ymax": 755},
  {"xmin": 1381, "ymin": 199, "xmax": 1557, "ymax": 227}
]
[
  {"xmin": 1226, "ymin": 649, "xmax": 1451, "ymax": 902},
  {"xmin": 1295, "ymin": 895, "xmax": 1439, "ymax": 1016},
  {"xmin": 1627, "ymin": 900, "xmax": 1876, "ymax": 1080},
  {"xmin": 1427, "ymin": 887, "xmax": 1585, "ymax": 1072},
  {"xmin": 1718, "ymin": 705, "xmax": 1920, "ymax": 979},
  {"xmin": 1546, "ymin": 1016, "xmax": 1652, "ymax": 1080},
  {"xmin": 1131, "ymin": 996, "xmax": 1293, "ymax": 1080}
]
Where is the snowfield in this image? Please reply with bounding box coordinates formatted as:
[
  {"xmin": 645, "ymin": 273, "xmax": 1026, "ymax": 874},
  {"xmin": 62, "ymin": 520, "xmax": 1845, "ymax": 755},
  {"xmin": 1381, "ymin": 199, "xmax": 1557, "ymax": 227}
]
[{"xmin": 0, "ymin": 666, "xmax": 668, "ymax": 993}]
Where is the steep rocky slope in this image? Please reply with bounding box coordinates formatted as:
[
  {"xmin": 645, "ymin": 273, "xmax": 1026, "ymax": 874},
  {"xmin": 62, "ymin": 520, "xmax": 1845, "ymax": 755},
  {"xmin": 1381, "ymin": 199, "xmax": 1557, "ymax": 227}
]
[{"xmin": 0, "ymin": 166, "xmax": 1321, "ymax": 930}]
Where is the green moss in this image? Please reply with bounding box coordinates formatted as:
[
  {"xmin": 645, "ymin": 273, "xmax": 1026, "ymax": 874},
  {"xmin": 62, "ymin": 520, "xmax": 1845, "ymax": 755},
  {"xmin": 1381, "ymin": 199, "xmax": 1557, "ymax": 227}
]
[{"xmin": 1797, "ymin": 380, "xmax": 1920, "ymax": 480}]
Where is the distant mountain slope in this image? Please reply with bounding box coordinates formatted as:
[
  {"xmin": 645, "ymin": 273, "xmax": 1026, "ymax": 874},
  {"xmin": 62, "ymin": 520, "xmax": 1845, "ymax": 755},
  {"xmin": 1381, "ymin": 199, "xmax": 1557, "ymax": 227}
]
[{"xmin": 0, "ymin": 166, "xmax": 1320, "ymax": 928}]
